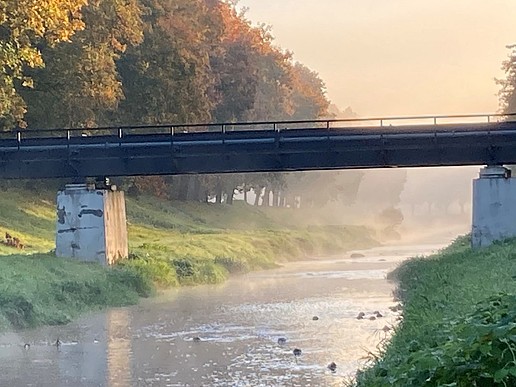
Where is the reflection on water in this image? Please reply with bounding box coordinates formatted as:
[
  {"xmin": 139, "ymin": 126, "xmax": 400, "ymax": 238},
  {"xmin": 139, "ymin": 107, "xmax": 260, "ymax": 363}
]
[
  {"xmin": 0, "ymin": 243, "xmax": 445, "ymax": 386},
  {"xmin": 107, "ymin": 309, "xmax": 132, "ymax": 387}
]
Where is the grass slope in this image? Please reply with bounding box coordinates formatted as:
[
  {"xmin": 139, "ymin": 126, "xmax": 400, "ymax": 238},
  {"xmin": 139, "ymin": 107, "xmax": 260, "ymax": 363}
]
[
  {"xmin": 355, "ymin": 236, "xmax": 516, "ymax": 386},
  {"xmin": 0, "ymin": 187, "xmax": 377, "ymax": 331}
]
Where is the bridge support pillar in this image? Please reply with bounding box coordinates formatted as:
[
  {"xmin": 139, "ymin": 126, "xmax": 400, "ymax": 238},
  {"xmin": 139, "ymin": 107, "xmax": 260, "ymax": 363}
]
[
  {"xmin": 55, "ymin": 182, "xmax": 128, "ymax": 265},
  {"xmin": 472, "ymin": 166, "xmax": 516, "ymax": 248}
]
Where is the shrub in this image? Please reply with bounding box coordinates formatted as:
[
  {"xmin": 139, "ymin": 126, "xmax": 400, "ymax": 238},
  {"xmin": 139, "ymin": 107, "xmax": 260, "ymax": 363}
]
[
  {"xmin": 214, "ymin": 256, "xmax": 250, "ymax": 274},
  {"xmin": 356, "ymin": 293, "xmax": 516, "ymax": 386},
  {"xmin": 0, "ymin": 292, "xmax": 35, "ymax": 328},
  {"xmin": 119, "ymin": 257, "xmax": 177, "ymax": 289}
]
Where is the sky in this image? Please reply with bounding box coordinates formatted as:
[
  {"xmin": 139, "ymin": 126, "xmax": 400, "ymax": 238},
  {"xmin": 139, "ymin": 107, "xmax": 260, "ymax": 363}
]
[{"xmin": 238, "ymin": 0, "xmax": 516, "ymax": 117}]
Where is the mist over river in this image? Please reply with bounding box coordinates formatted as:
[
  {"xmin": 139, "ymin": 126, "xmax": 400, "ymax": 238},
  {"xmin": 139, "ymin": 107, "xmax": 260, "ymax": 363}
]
[{"xmin": 0, "ymin": 242, "xmax": 449, "ymax": 386}]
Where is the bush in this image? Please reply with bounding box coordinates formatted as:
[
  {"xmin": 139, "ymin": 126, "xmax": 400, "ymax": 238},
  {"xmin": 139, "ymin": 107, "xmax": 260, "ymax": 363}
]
[
  {"xmin": 119, "ymin": 257, "xmax": 177, "ymax": 289},
  {"xmin": 173, "ymin": 258, "xmax": 195, "ymax": 278},
  {"xmin": 108, "ymin": 266, "xmax": 155, "ymax": 297},
  {"xmin": 172, "ymin": 257, "xmax": 228, "ymax": 285},
  {"xmin": 357, "ymin": 294, "xmax": 516, "ymax": 386},
  {"xmin": 0, "ymin": 292, "xmax": 36, "ymax": 328},
  {"xmin": 214, "ymin": 256, "xmax": 250, "ymax": 274}
]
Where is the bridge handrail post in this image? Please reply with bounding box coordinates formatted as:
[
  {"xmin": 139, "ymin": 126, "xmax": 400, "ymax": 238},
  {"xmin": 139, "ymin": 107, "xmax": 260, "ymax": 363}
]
[
  {"xmin": 118, "ymin": 128, "xmax": 123, "ymax": 140},
  {"xmin": 222, "ymin": 124, "xmax": 226, "ymax": 134},
  {"xmin": 380, "ymin": 119, "xmax": 383, "ymax": 127},
  {"xmin": 434, "ymin": 117, "xmax": 437, "ymax": 125},
  {"xmin": 16, "ymin": 130, "xmax": 21, "ymax": 149}
]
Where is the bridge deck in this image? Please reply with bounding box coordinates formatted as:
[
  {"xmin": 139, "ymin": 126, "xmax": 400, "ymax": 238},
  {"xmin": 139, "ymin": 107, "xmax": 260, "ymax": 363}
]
[{"xmin": 2, "ymin": 114, "xmax": 516, "ymax": 178}]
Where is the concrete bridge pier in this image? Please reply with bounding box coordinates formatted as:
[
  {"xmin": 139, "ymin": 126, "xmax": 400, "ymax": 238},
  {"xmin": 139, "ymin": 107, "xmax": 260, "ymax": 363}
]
[
  {"xmin": 55, "ymin": 180, "xmax": 128, "ymax": 265},
  {"xmin": 472, "ymin": 166, "xmax": 516, "ymax": 248}
]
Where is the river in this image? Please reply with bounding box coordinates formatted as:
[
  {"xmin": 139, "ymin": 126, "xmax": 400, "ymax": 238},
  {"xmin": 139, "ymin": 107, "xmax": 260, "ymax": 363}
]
[{"xmin": 0, "ymin": 242, "xmax": 447, "ymax": 386}]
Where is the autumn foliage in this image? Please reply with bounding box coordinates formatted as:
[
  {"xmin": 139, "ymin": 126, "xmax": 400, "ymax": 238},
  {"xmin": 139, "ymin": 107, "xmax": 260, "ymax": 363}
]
[{"xmin": 0, "ymin": 0, "xmax": 360, "ymax": 206}]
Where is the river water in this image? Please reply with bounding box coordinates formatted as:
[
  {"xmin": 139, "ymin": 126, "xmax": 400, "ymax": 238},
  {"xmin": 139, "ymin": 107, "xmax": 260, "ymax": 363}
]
[{"xmin": 0, "ymin": 243, "xmax": 446, "ymax": 387}]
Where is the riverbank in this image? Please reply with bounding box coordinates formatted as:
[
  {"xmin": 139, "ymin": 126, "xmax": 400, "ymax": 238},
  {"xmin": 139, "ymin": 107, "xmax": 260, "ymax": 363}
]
[
  {"xmin": 0, "ymin": 242, "xmax": 437, "ymax": 386},
  {"xmin": 354, "ymin": 236, "xmax": 516, "ymax": 386},
  {"xmin": 0, "ymin": 187, "xmax": 378, "ymax": 331}
]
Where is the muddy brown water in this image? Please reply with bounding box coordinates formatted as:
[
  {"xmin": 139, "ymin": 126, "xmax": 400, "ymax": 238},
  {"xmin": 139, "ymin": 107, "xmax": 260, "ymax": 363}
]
[{"xmin": 0, "ymin": 243, "xmax": 447, "ymax": 386}]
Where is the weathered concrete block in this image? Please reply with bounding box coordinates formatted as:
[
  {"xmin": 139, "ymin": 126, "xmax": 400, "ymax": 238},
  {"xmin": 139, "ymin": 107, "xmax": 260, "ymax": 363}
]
[
  {"xmin": 55, "ymin": 184, "xmax": 128, "ymax": 265},
  {"xmin": 472, "ymin": 166, "xmax": 516, "ymax": 248}
]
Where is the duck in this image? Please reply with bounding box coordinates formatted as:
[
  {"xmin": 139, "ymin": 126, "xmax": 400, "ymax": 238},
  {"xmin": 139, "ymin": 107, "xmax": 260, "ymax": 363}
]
[
  {"xmin": 192, "ymin": 337, "xmax": 201, "ymax": 342},
  {"xmin": 327, "ymin": 362, "xmax": 337, "ymax": 372},
  {"xmin": 55, "ymin": 338, "xmax": 61, "ymax": 348},
  {"xmin": 374, "ymin": 311, "xmax": 383, "ymax": 318},
  {"xmin": 23, "ymin": 343, "xmax": 30, "ymax": 350},
  {"xmin": 312, "ymin": 316, "xmax": 319, "ymax": 321},
  {"xmin": 356, "ymin": 312, "xmax": 365, "ymax": 320},
  {"xmin": 293, "ymin": 348, "xmax": 302, "ymax": 357},
  {"xmin": 277, "ymin": 337, "xmax": 287, "ymax": 345}
]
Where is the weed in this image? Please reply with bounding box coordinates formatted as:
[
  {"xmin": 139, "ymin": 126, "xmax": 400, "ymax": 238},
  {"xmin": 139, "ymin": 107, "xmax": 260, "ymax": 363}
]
[{"xmin": 355, "ymin": 236, "xmax": 516, "ymax": 386}]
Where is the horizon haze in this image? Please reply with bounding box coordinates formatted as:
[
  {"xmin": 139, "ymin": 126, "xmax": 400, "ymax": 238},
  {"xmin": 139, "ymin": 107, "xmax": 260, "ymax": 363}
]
[{"xmin": 239, "ymin": 0, "xmax": 516, "ymax": 117}]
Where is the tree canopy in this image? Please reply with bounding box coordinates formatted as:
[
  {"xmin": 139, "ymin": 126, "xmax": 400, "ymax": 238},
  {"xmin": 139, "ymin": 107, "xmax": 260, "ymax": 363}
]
[
  {"xmin": 0, "ymin": 0, "xmax": 87, "ymax": 128},
  {"xmin": 0, "ymin": 0, "xmax": 367, "ymax": 211},
  {"xmin": 498, "ymin": 44, "xmax": 516, "ymax": 114}
]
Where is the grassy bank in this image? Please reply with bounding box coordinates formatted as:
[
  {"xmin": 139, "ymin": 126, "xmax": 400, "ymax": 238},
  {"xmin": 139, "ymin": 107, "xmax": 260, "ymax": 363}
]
[
  {"xmin": 355, "ymin": 236, "xmax": 516, "ymax": 386},
  {"xmin": 0, "ymin": 187, "xmax": 377, "ymax": 331}
]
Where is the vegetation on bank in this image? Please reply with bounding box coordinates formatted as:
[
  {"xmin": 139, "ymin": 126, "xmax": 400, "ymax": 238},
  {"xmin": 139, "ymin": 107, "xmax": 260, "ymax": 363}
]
[
  {"xmin": 355, "ymin": 236, "xmax": 516, "ymax": 386},
  {"xmin": 0, "ymin": 186, "xmax": 378, "ymax": 331}
]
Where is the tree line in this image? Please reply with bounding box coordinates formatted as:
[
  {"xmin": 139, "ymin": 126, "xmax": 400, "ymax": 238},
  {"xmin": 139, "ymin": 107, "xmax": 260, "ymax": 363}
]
[{"xmin": 0, "ymin": 0, "xmax": 370, "ymax": 208}]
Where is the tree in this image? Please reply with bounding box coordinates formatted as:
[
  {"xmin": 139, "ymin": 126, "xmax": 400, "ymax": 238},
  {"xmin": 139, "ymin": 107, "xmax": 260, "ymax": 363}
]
[
  {"xmin": 22, "ymin": 0, "xmax": 144, "ymax": 128},
  {"xmin": 498, "ymin": 44, "xmax": 516, "ymax": 114},
  {"xmin": 288, "ymin": 62, "xmax": 330, "ymax": 120},
  {"xmin": 0, "ymin": 0, "xmax": 87, "ymax": 128},
  {"xmin": 116, "ymin": 0, "xmax": 223, "ymax": 125}
]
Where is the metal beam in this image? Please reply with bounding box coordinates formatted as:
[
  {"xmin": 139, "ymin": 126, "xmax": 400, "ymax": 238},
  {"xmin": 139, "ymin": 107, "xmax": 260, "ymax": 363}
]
[{"xmin": 1, "ymin": 117, "xmax": 516, "ymax": 179}]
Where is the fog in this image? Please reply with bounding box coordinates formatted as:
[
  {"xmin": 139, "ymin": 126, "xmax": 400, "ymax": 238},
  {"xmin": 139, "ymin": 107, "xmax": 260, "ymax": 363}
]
[{"xmin": 234, "ymin": 1, "xmax": 514, "ymax": 243}]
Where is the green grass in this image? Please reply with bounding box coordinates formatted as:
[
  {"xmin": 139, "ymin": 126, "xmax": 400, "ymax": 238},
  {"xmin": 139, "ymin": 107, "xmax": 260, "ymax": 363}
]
[
  {"xmin": 354, "ymin": 236, "xmax": 516, "ymax": 386},
  {"xmin": 0, "ymin": 187, "xmax": 378, "ymax": 331},
  {"xmin": 0, "ymin": 253, "xmax": 151, "ymax": 330}
]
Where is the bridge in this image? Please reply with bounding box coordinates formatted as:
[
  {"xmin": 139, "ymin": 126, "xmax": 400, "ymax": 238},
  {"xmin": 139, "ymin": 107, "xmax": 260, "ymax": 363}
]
[
  {"xmin": 2, "ymin": 113, "xmax": 516, "ymax": 179},
  {"xmin": 10, "ymin": 112, "xmax": 515, "ymax": 263}
]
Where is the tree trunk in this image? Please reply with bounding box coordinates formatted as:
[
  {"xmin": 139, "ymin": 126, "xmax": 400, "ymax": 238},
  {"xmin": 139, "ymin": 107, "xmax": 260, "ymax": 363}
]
[
  {"xmin": 261, "ymin": 188, "xmax": 271, "ymax": 207},
  {"xmin": 227, "ymin": 188, "xmax": 234, "ymax": 205},
  {"xmin": 186, "ymin": 176, "xmax": 201, "ymax": 201},
  {"xmin": 276, "ymin": 191, "xmax": 282, "ymax": 207},
  {"xmin": 215, "ymin": 179, "xmax": 223, "ymax": 204},
  {"xmin": 272, "ymin": 190, "xmax": 278, "ymax": 207},
  {"xmin": 254, "ymin": 187, "xmax": 263, "ymax": 206},
  {"xmin": 177, "ymin": 176, "xmax": 189, "ymax": 201}
]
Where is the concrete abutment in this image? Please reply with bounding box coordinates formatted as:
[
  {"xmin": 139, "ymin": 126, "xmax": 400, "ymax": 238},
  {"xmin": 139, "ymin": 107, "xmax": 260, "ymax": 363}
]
[
  {"xmin": 55, "ymin": 183, "xmax": 128, "ymax": 265},
  {"xmin": 472, "ymin": 166, "xmax": 516, "ymax": 248}
]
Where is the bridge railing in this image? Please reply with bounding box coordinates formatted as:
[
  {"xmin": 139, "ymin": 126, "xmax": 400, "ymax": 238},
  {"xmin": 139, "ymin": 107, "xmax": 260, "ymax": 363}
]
[{"xmin": 3, "ymin": 112, "xmax": 516, "ymax": 142}]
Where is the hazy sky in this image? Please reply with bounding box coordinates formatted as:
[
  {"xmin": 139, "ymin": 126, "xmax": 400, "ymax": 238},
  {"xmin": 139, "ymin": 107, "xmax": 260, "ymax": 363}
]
[{"xmin": 239, "ymin": 0, "xmax": 516, "ymax": 117}]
